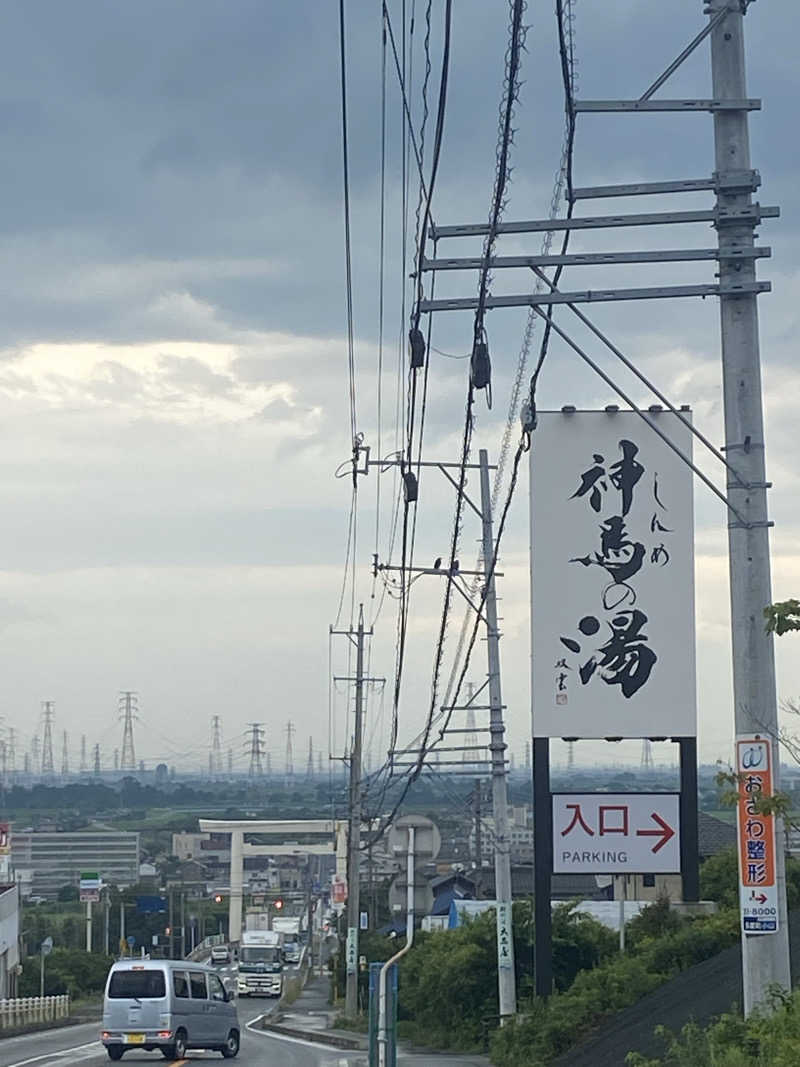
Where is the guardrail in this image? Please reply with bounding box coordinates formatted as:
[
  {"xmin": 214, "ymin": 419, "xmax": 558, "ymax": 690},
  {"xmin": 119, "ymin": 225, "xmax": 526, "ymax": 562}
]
[{"xmin": 0, "ymin": 996, "xmax": 70, "ymax": 1029}]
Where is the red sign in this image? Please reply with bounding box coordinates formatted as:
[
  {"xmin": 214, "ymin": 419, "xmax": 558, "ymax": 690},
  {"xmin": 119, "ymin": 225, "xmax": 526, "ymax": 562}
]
[{"xmin": 331, "ymin": 875, "xmax": 347, "ymax": 904}]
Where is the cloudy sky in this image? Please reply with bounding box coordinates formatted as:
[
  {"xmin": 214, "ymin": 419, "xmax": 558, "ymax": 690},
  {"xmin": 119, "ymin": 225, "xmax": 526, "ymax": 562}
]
[{"xmin": 0, "ymin": 1, "xmax": 797, "ymax": 774}]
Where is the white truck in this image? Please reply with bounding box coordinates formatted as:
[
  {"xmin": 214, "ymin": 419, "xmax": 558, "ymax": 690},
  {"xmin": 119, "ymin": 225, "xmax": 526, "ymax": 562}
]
[
  {"xmin": 237, "ymin": 929, "xmax": 284, "ymax": 997},
  {"xmin": 272, "ymin": 916, "xmax": 302, "ymax": 964}
]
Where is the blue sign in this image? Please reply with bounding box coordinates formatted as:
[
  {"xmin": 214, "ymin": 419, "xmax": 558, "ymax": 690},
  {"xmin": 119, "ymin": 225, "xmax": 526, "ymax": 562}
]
[
  {"xmin": 127, "ymin": 935, "xmax": 136, "ymax": 948},
  {"xmin": 137, "ymin": 895, "xmax": 167, "ymax": 914}
]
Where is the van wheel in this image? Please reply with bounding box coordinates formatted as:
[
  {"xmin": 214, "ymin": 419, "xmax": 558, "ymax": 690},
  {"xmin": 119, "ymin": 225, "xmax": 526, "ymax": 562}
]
[
  {"xmin": 162, "ymin": 1029, "xmax": 187, "ymax": 1060},
  {"xmin": 221, "ymin": 1030, "xmax": 240, "ymax": 1058},
  {"xmin": 107, "ymin": 1050, "xmax": 124, "ymax": 1062}
]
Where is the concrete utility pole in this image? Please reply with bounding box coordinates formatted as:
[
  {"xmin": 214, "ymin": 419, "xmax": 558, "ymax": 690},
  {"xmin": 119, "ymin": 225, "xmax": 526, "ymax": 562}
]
[
  {"xmin": 345, "ymin": 605, "xmax": 367, "ymax": 1019},
  {"xmin": 709, "ymin": 0, "xmax": 791, "ymax": 1010},
  {"xmin": 479, "ymin": 448, "xmax": 516, "ymax": 1019}
]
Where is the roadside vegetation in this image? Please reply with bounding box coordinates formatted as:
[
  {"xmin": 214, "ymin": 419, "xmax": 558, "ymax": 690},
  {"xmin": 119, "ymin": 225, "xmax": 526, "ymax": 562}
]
[{"xmin": 626, "ymin": 989, "xmax": 800, "ymax": 1066}]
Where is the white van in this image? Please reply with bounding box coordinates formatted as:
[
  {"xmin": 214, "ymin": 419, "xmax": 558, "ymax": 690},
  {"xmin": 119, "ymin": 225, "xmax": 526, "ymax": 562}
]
[{"xmin": 101, "ymin": 959, "xmax": 240, "ymax": 1060}]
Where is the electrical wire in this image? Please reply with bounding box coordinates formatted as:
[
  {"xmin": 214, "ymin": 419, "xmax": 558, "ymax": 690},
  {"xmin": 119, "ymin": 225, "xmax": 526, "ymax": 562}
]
[{"xmin": 338, "ymin": 0, "xmax": 358, "ymax": 446}]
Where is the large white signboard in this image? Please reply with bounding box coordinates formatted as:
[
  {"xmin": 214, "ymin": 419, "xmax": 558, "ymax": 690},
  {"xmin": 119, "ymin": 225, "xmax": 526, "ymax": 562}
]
[
  {"xmin": 531, "ymin": 410, "xmax": 696, "ymax": 738},
  {"xmin": 553, "ymin": 793, "xmax": 681, "ymax": 874}
]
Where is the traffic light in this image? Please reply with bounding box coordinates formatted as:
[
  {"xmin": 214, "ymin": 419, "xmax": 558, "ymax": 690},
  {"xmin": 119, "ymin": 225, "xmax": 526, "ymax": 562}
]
[
  {"xmin": 213, "ymin": 895, "xmax": 223, "ymax": 904},
  {"xmin": 274, "ymin": 898, "xmax": 284, "ymax": 910}
]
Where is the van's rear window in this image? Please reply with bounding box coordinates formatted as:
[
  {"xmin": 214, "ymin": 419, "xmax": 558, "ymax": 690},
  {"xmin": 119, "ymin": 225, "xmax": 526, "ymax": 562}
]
[{"xmin": 108, "ymin": 970, "xmax": 166, "ymax": 999}]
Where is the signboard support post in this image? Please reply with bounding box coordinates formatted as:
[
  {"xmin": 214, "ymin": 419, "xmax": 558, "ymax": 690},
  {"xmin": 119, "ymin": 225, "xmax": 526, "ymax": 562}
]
[
  {"xmin": 679, "ymin": 737, "xmax": 699, "ymax": 901},
  {"xmin": 86, "ymin": 899, "xmax": 92, "ymax": 953},
  {"xmin": 533, "ymin": 737, "xmax": 553, "ymax": 999},
  {"xmin": 709, "ymin": 2, "xmax": 791, "ymax": 1010}
]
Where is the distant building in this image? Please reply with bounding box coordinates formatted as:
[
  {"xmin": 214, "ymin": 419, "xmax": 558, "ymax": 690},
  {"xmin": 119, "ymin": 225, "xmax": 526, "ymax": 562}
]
[
  {"xmin": 0, "ymin": 884, "xmax": 20, "ymax": 997},
  {"xmin": 11, "ymin": 830, "xmax": 139, "ymax": 899}
]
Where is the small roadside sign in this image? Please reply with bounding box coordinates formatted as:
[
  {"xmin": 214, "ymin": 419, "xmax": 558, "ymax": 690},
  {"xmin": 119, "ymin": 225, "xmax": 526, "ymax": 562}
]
[
  {"xmin": 360, "ymin": 911, "xmax": 368, "ymax": 930},
  {"xmin": 553, "ymin": 793, "xmax": 680, "ymax": 874},
  {"xmin": 41, "ymin": 936, "xmax": 53, "ymax": 956},
  {"xmin": 346, "ymin": 927, "xmax": 357, "ymax": 975},
  {"xmin": 736, "ymin": 736, "xmax": 778, "ymax": 934}
]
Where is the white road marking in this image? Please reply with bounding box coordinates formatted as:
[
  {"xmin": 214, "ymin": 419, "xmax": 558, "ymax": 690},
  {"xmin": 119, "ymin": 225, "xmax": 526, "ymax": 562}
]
[
  {"xmin": 244, "ymin": 1014, "xmax": 359, "ymax": 1054},
  {"xmin": 5, "ymin": 1041, "xmax": 102, "ymax": 1067}
]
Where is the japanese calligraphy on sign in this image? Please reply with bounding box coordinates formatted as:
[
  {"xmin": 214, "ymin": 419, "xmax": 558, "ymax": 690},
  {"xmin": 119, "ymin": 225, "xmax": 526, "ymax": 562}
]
[
  {"xmin": 496, "ymin": 901, "xmax": 513, "ymax": 970},
  {"xmin": 530, "ymin": 411, "xmax": 696, "ymax": 738},
  {"xmin": 736, "ymin": 737, "xmax": 779, "ymax": 934}
]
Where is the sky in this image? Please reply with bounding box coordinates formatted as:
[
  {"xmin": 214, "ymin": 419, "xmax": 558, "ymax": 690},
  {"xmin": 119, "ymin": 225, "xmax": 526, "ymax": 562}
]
[{"xmin": 0, "ymin": 1, "xmax": 797, "ymax": 774}]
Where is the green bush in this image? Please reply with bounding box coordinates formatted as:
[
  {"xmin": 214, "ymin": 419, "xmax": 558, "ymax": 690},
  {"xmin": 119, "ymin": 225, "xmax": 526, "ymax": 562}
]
[
  {"xmin": 625, "ymin": 989, "xmax": 800, "ymax": 1066},
  {"xmin": 20, "ymin": 949, "xmax": 112, "ymax": 998},
  {"xmin": 489, "ymin": 905, "xmax": 740, "ymax": 1066}
]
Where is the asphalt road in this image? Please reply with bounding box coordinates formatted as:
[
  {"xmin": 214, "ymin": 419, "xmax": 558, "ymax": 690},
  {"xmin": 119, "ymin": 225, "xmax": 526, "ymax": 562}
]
[{"xmin": 0, "ymin": 1014, "xmax": 487, "ymax": 1067}]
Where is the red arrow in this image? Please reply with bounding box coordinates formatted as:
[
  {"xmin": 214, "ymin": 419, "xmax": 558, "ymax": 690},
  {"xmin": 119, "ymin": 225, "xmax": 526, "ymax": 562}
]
[
  {"xmin": 636, "ymin": 812, "xmax": 676, "ymax": 854},
  {"xmin": 750, "ymin": 892, "xmax": 768, "ymax": 904}
]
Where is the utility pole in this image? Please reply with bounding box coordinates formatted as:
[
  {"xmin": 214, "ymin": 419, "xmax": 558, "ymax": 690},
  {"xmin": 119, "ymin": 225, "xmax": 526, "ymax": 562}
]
[
  {"xmin": 709, "ymin": 0, "xmax": 791, "ymax": 1009},
  {"xmin": 119, "ymin": 692, "xmax": 138, "ymax": 771},
  {"xmin": 113, "ymin": 748, "xmax": 120, "ymax": 771},
  {"xmin": 479, "ymin": 448, "xmax": 516, "ymax": 1018},
  {"xmin": 41, "ymin": 702, "xmax": 55, "ymax": 777},
  {"xmin": 331, "ymin": 604, "xmax": 370, "ymax": 1020},
  {"xmin": 472, "ymin": 779, "xmax": 482, "ymax": 869}
]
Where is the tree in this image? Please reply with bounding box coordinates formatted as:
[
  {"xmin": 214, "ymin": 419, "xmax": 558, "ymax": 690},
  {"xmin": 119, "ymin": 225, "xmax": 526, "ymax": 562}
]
[{"xmin": 764, "ymin": 599, "xmax": 800, "ymax": 635}]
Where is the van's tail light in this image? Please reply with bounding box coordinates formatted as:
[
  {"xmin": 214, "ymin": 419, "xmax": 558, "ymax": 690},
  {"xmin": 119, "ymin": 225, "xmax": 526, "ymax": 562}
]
[
  {"xmin": 101, "ymin": 1032, "xmax": 111, "ymax": 1039},
  {"xmin": 157, "ymin": 1031, "xmax": 172, "ymax": 1039}
]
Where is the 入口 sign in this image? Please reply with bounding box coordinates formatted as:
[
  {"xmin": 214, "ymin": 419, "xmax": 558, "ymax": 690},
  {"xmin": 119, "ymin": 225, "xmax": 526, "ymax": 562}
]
[
  {"xmin": 736, "ymin": 737, "xmax": 778, "ymax": 935},
  {"xmin": 553, "ymin": 793, "xmax": 680, "ymax": 874},
  {"xmin": 530, "ymin": 411, "xmax": 696, "ymax": 739}
]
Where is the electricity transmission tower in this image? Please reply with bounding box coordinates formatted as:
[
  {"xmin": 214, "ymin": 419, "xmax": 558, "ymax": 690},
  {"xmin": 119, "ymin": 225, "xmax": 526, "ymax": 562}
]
[
  {"xmin": 119, "ymin": 692, "xmax": 138, "ymax": 771},
  {"xmin": 306, "ymin": 736, "xmax": 314, "ymax": 778},
  {"xmin": 246, "ymin": 723, "xmax": 265, "ymax": 777},
  {"xmin": 227, "ymin": 748, "xmax": 233, "ymax": 775},
  {"xmin": 641, "ymin": 739, "xmax": 655, "ymax": 772},
  {"xmin": 284, "ymin": 721, "xmax": 295, "ymax": 788},
  {"xmin": 61, "ymin": 730, "xmax": 69, "ymax": 776},
  {"xmin": 93, "ymin": 744, "xmax": 101, "ymax": 775},
  {"xmin": 79, "ymin": 734, "xmax": 88, "ymax": 773},
  {"xmin": 41, "ymin": 702, "xmax": 55, "ymax": 777},
  {"xmin": 210, "ymin": 715, "xmax": 223, "ymax": 775},
  {"xmin": 7, "ymin": 728, "xmax": 15, "ymax": 776},
  {"xmin": 113, "ymin": 748, "xmax": 120, "ymax": 771},
  {"xmin": 31, "ymin": 734, "xmax": 41, "ymax": 777}
]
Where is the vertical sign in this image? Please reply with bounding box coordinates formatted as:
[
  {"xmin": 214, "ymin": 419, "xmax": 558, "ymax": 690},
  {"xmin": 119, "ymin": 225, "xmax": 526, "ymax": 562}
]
[
  {"xmin": 496, "ymin": 901, "xmax": 513, "ymax": 970},
  {"xmin": 530, "ymin": 410, "xmax": 696, "ymax": 738},
  {"xmin": 346, "ymin": 926, "xmax": 358, "ymax": 974},
  {"xmin": 736, "ymin": 737, "xmax": 778, "ymax": 934}
]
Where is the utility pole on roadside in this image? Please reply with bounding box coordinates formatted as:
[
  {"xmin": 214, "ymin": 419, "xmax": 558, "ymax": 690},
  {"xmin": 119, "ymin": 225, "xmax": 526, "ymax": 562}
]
[
  {"xmin": 708, "ymin": 0, "xmax": 791, "ymax": 1009},
  {"xmin": 330, "ymin": 604, "xmax": 382, "ymax": 1020},
  {"xmin": 345, "ymin": 606, "xmax": 366, "ymax": 1019},
  {"xmin": 478, "ymin": 449, "xmax": 516, "ymax": 1018}
]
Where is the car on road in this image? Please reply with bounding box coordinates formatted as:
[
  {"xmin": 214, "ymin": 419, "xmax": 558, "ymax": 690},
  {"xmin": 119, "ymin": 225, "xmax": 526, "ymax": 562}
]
[
  {"xmin": 211, "ymin": 945, "xmax": 232, "ymax": 965},
  {"xmin": 101, "ymin": 958, "xmax": 240, "ymax": 1060}
]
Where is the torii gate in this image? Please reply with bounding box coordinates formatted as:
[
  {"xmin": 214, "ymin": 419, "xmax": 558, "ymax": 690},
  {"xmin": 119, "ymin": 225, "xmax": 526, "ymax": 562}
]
[{"xmin": 198, "ymin": 818, "xmax": 347, "ymax": 945}]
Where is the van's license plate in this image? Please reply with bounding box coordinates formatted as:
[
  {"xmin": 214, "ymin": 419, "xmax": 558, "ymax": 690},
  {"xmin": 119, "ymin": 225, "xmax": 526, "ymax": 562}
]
[{"xmin": 125, "ymin": 1034, "xmax": 145, "ymax": 1044}]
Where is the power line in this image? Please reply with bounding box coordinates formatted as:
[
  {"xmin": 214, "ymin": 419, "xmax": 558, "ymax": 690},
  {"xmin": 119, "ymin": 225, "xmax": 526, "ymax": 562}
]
[{"xmin": 337, "ymin": 0, "xmax": 357, "ymax": 445}]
